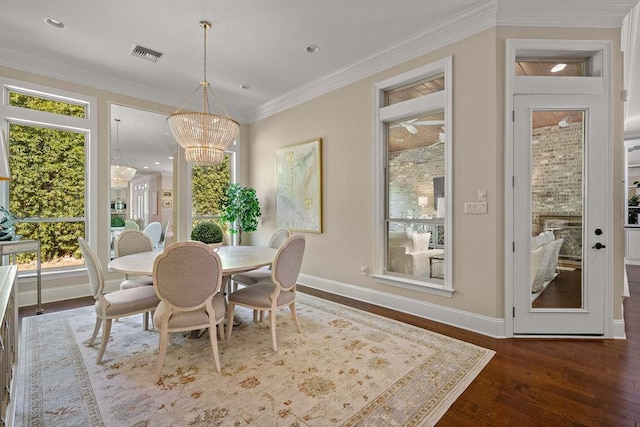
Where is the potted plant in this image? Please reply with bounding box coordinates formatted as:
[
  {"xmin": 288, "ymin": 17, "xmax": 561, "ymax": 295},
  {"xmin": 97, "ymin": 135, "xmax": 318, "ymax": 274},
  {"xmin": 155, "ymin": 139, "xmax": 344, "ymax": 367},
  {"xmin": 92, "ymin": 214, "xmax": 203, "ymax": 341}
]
[
  {"xmin": 220, "ymin": 184, "xmax": 262, "ymax": 245},
  {"xmin": 191, "ymin": 221, "xmax": 224, "ymax": 249}
]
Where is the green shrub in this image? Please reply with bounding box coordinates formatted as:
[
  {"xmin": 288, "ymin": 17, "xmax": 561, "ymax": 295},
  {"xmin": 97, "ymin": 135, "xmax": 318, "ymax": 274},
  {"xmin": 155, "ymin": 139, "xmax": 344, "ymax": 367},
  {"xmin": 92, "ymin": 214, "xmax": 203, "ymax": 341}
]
[
  {"xmin": 191, "ymin": 221, "xmax": 223, "ymax": 244},
  {"xmin": 111, "ymin": 216, "xmax": 125, "ymax": 228}
]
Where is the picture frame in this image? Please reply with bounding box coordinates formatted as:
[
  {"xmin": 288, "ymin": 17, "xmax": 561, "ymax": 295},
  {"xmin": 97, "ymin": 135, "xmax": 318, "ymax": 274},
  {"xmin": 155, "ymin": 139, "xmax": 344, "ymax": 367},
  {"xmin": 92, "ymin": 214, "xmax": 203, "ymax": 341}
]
[
  {"xmin": 162, "ymin": 199, "xmax": 173, "ymax": 208},
  {"xmin": 276, "ymin": 138, "xmax": 322, "ymax": 233},
  {"xmin": 162, "ymin": 189, "xmax": 172, "ymax": 198}
]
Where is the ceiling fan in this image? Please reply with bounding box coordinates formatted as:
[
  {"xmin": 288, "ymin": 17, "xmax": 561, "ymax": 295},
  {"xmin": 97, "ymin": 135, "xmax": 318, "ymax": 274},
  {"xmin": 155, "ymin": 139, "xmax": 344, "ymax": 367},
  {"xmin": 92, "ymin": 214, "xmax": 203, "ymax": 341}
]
[{"xmin": 390, "ymin": 119, "xmax": 445, "ymax": 134}]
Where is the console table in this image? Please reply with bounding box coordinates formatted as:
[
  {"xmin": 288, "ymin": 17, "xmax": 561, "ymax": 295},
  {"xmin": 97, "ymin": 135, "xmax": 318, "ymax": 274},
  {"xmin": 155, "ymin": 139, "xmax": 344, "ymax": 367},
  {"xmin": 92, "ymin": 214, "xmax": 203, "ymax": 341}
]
[
  {"xmin": 0, "ymin": 240, "xmax": 42, "ymax": 314},
  {"xmin": 0, "ymin": 265, "xmax": 18, "ymax": 425}
]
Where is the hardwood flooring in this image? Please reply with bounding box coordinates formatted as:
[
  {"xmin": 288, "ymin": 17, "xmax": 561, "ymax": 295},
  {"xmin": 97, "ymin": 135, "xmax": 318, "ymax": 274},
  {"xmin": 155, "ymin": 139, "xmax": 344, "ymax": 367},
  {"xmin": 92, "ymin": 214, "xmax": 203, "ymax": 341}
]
[{"xmin": 19, "ymin": 271, "xmax": 640, "ymax": 426}]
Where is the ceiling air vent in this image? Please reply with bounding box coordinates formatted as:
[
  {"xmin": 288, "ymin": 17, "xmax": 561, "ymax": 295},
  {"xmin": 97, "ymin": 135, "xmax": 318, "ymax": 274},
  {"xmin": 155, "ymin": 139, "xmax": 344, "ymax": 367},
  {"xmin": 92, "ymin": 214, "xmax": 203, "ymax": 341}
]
[{"xmin": 130, "ymin": 45, "xmax": 163, "ymax": 63}]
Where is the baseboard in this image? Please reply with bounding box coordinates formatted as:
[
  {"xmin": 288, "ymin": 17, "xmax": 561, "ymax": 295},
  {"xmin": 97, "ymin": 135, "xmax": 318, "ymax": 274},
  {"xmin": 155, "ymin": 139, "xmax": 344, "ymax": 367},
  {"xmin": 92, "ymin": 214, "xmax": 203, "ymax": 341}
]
[
  {"xmin": 298, "ymin": 273, "xmax": 507, "ymax": 339},
  {"xmin": 612, "ymin": 319, "xmax": 627, "ymax": 339}
]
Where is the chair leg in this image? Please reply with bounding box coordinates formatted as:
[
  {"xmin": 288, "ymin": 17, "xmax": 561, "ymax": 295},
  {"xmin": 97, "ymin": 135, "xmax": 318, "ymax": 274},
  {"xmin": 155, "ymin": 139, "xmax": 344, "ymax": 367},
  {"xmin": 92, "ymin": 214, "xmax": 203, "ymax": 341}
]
[
  {"xmin": 290, "ymin": 302, "xmax": 302, "ymax": 333},
  {"xmin": 155, "ymin": 331, "xmax": 169, "ymax": 383},
  {"xmin": 208, "ymin": 321, "xmax": 221, "ymax": 372},
  {"xmin": 226, "ymin": 303, "xmax": 236, "ymax": 339},
  {"xmin": 218, "ymin": 322, "xmax": 225, "ymax": 342},
  {"xmin": 269, "ymin": 309, "xmax": 277, "ymax": 351},
  {"xmin": 96, "ymin": 319, "xmax": 112, "ymax": 364},
  {"xmin": 143, "ymin": 312, "xmax": 149, "ymax": 330},
  {"xmin": 89, "ymin": 317, "xmax": 102, "ymax": 346}
]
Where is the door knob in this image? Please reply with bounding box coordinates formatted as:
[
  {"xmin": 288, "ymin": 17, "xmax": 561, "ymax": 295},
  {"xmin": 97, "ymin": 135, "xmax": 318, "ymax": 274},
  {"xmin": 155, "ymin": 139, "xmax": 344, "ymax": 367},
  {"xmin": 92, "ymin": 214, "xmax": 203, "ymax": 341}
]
[
  {"xmin": 592, "ymin": 242, "xmax": 606, "ymax": 249},
  {"xmin": 595, "ymin": 229, "xmax": 602, "ymax": 235}
]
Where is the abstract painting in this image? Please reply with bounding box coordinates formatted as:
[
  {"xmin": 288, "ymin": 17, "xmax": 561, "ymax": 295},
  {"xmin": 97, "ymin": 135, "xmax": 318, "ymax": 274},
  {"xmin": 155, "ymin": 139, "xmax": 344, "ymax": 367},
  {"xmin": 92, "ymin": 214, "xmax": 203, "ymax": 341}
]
[{"xmin": 276, "ymin": 138, "xmax": 322, "ymax": 232}]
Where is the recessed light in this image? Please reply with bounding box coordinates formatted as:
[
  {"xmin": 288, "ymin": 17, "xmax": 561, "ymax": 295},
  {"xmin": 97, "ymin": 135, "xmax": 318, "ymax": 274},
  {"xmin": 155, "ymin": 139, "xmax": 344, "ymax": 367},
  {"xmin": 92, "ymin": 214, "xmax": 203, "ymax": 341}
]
[
  {"xmin": 305, "ymin": 44, "xmax": 320, "ymax": 53},
  {"xmin": 143, "ymin": 166, "xmax": 149, "ymax": 169},
  {"xmin": 154, "ymin": 162, "xmax": 160, "ymax": 165},
  {"xmin": 168, "ymin": 156, "xmax": 174, "ymax": 160},
  {"xmin": 240, "ymin": 84, "xmax": 251, "ymax": 90},
  {"xmin": 45, "ymin": 18, "xmax": 65, "ymax": 29},
  {"xmin": 551, "ymin": 63, "xmax": 567, "ymax": 73}
]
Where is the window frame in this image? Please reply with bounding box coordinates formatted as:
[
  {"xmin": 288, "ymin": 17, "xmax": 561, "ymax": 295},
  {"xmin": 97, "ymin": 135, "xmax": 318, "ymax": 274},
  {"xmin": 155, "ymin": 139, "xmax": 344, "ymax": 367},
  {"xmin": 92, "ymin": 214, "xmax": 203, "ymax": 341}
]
[
  {"xmin": 372, "ymin": 56, "xmax": 454, "ymax": 296},
  {"xmin": 0, "ymin": 78, "xmax": 98, "ymax": 275}
]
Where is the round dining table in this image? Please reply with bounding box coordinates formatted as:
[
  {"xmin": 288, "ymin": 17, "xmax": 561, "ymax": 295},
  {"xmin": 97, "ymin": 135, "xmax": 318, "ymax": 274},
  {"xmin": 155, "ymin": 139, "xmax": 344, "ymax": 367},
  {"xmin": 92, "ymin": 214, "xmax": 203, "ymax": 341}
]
[{"xmin": 108, "ymin": 245, "xmax": 278, "ymax": 277}]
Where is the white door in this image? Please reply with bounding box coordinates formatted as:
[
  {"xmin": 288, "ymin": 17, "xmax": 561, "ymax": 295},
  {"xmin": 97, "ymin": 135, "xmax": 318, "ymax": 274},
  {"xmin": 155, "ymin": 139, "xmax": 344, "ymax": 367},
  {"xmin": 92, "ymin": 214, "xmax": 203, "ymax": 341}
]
[{"xmin": 513, "ymin": 94, "xmax": 608, "ymax": 335}]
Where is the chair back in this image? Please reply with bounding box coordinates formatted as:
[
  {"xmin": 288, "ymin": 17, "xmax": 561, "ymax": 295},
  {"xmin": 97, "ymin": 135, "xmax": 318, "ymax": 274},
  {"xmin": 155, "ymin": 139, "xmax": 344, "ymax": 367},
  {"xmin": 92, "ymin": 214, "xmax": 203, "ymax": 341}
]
[
  {"xmin": 157, "ymin": 221, "xmax": 170, "ymax": 248},
  {"xmin": 123, "ymin": 220, "xmax": 139, "ymax": 230},
  {"xmin": 153, "ymin": 241, "xmax": 223, "ymax": 309},
  {"xmin": 271, "ymin": 235, "xmax": 306, "ymax": 291},
  {"xmin": 114, "ymin": 230, "xmax": 153, "ymax": 258},
  {"xmin": 269, "ymin": 228, "xmax": 292, "ymax": 249},
  {"xmin": 143, "ymin": 221, "xmax": 163, "ymax": 248},
  {"xmin": 78, "ymin": 238, "xmax": 104, "ymax": 299}
]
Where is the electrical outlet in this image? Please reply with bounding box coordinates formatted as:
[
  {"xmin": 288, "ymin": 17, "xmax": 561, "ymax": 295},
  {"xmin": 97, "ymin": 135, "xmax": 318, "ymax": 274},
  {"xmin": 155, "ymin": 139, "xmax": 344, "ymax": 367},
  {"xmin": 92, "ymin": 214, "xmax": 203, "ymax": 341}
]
[
  {"xmin": 464, "ymin": 201, "xmax": 488, "ymax": 214},
  {"xmin": 361, "ymin": 264, "xmax": 369, "ymax": 276},
  {"xmin": 478, "ymin": 189, "xmax": 487, "ymax": 202}
]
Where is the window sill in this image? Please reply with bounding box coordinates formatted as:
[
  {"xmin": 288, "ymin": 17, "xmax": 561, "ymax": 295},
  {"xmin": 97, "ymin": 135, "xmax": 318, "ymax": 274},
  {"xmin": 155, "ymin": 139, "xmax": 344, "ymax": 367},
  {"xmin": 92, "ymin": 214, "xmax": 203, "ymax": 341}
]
[
  {"xmin": 371, "ymin": 273, "xmax": 454, "ymax": 297},
  {"xmin": 17, "ymin": 266, "xmax": 87, "ymax": 282}
]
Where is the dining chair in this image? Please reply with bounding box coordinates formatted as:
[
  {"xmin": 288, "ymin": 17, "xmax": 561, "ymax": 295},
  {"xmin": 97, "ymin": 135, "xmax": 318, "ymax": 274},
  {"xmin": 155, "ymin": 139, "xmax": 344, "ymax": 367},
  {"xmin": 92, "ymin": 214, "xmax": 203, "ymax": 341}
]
[
  {"xmin": 113, "ymin": 230, "xmax": 155, "ymax": 329},
  {"xmin": 113, "ymin": 230, "xmax": 154, "ymax": 289},
  {"xmin": 231, "ymin": 228, "xmax": 292, "ymax": 287},
  {"xmin": 152, "ymin": 241, "xmax": 226, "ymax": 382},
  {"xmin": 78, "ymin": 238, "xmax": 161, "ymax": 364},
  {"xmin": 123, "ymin": 220, "xmax": 139, "ymax": 230},
  {"xmin": 231, "ymin": 228, "xmax": 291, "ymax": 321},
  {"xmin": 143, "ymin": 221, "xmax": 163, "ymax": 249},
  {"xmin": 226, "ymin": 235, "xmax": 305, "ymax": 351}
]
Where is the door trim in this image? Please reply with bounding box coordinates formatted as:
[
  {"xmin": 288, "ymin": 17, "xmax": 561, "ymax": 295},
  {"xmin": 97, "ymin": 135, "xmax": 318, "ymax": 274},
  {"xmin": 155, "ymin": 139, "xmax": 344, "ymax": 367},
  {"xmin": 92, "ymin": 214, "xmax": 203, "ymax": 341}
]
[{"xmin": 504, "ymin": 38, "xmax": 614, "ymax": 338}]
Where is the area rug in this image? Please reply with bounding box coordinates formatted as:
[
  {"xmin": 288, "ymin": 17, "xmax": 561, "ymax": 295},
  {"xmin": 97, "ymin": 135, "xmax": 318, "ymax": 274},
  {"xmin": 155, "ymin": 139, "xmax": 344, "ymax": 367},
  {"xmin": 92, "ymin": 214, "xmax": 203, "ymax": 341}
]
[{"xmin": 15, "ymin": 293, "xmax": 494, "ymax": 426}]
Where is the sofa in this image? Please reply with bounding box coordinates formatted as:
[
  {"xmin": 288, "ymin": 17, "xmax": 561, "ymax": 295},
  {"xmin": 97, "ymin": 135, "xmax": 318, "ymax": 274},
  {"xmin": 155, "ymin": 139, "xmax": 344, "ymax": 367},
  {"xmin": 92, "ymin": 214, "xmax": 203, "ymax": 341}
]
[
  {"xmin": 530, "ymin": 231, "xmax": 564, "ymax": 294},
  {"xmin": 388, "ymin": 231, "xmax": 444, "ymax": 278}
]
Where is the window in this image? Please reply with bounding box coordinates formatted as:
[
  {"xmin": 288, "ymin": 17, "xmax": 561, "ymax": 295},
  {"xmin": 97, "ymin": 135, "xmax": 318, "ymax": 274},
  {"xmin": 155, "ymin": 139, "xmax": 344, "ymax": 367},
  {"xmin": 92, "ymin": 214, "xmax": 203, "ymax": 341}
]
[
  {"xmin": 191, "ymin": 154, "xmax": 232, "ymax": 228},
  {"xmin": 1, "ymin": 80, "xmax": 97, "ymax": 272},
  {"xmin": 373, "ymin": 57, "xmax": 452, "ymax": 295}
]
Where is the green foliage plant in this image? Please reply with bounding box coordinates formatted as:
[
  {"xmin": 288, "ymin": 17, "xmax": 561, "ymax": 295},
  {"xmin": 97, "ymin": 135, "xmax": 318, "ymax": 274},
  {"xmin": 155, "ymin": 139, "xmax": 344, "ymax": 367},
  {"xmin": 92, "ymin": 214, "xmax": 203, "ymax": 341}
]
[
  {"xmin": 220, "ymin": 184, "xmax": 262, "ymax": 245},
  {"xmin": 110, "ymin": 217, "xmax": 125, "ymax": 228},
  {"xmin": 191, "ymin": 221, "xmax": 224, "ymax": 245}
]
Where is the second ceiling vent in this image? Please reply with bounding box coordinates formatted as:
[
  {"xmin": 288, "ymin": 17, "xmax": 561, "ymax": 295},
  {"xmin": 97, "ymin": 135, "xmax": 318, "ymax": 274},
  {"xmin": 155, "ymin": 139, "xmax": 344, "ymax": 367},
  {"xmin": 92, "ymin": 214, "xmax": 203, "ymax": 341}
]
[{"xmin": 130, "ymin": 44, "xmax": 163, "ymax": 63}]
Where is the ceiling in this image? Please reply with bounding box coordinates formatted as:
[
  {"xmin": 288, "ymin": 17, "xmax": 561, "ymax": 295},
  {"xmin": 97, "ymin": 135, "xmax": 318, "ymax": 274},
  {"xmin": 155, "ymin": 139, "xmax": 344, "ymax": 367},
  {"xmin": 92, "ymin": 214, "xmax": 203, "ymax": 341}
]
[{"xmin": 1, "ymin": 0, "xmax": 638, "ymax": 175}]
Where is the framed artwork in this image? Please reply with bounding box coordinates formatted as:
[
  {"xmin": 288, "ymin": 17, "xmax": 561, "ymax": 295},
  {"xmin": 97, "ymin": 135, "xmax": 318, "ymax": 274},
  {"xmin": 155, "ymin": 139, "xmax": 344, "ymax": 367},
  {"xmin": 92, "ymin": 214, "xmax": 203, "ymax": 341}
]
[
  {"xmin": 162, "ymin": 199, "xmax": 173, "ymax": 208},
  {"xmin": 276, "ymin": 138, "xmax": 322, "ymax": 233},
  {"xmin": 162, "ymin": 189, "xmax": 172, "ymax": 198}
]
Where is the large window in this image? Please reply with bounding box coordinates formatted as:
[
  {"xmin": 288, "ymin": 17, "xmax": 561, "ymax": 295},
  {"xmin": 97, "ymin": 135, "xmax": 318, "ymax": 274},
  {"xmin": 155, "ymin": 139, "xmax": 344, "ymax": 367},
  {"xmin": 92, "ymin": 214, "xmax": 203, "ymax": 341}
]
[
  {"xmin": 373, "ymin": 57, "xmax": 452, "ymax": 295},
  {"xmin": 1, "ymin": 80, "xmax": 97, "ymax": 271},
  {"xmin": 191, "ymin": 154, "xmax": 232, "ymax": 228}
]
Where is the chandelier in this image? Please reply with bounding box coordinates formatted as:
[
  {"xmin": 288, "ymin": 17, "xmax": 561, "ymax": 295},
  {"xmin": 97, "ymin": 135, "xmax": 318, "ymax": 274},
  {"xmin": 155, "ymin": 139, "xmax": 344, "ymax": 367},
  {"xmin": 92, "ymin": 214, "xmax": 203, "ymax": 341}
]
[
  {"xmin": 167, "ymin": 20, "xmax": 239, "ymax": 166},
  {"xmin": 110, "ymin": 118, "xmax": 137, "ymax": 188}
]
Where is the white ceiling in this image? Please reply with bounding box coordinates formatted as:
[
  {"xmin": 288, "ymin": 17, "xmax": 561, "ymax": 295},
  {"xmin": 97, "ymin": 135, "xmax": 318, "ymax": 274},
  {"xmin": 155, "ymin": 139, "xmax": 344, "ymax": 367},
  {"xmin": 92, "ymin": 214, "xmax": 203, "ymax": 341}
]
[{"xmin": 1, "ymin": 0, "xmax": 639, "ymax": 176}]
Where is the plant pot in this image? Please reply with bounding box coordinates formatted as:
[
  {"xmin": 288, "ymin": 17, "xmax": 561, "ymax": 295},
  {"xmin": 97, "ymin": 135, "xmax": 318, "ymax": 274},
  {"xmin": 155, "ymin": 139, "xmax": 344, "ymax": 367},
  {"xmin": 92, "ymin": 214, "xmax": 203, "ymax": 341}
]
[{"xmin": 207, "ymin": 242, "xmax": 223, "ymax": 251}]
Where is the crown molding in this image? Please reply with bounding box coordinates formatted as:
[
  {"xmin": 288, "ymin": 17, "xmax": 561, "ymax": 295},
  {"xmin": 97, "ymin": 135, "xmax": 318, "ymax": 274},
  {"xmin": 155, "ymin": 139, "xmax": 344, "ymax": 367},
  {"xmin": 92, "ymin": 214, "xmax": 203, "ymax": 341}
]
[
  {"xmin": 247, "ymin": 1, "xmax": 499, "ymax": 123},
  {"xmin": 249, "ymin": 0, "xmax": 638, "ymax": 123},
  {"xmin": 496, "ymin": 0, "xmax": 636, "ymax": 28}
]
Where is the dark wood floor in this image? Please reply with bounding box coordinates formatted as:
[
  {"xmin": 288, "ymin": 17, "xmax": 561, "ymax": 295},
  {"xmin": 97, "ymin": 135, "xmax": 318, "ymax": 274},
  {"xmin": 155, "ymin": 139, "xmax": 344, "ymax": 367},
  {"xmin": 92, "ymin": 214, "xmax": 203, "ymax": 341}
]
[
  {"xmin": 19, "ymin": 272, "xmax": 640, "ymax": 426},
  {"xmin": 532, "ymin": 268, "xmax": 582, "ymax": 309}
]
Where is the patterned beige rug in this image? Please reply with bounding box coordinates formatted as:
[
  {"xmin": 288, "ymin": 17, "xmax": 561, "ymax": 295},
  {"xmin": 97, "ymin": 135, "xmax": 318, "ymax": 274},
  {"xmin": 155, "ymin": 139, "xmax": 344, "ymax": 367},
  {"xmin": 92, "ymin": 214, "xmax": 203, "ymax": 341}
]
[{"xmin": 15, "ymin": 293, "xmax": 494, "ymax": 426}]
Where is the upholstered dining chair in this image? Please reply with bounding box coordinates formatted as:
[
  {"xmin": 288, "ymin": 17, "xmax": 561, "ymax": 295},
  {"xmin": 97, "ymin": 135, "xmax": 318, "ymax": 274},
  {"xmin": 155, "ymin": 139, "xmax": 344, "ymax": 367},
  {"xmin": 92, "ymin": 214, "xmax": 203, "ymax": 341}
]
[
  {"xmin": 113, "ymin": 230, "xmax": 154, "ymax": 289},
  {"xmin": 143, "ymin": 221, "xmax": 163, "ymax": 249},
  {"xmin": 78, "ymin": 238, "xmax": 161, "ymax": 364},
  {"xmin": 231, "ymin": 228, "xmax": 292, "ymax": 288},
  {"xmin": 226, "ymin": 235, "xmax": 305, "ymax": 351},
  {"xmin": 152, "ymin": 241, "xmax": 226, "ymax": 382},
  {"xmin": 123, "ymin": 220, "xmax": 139, "ymax": 230}
]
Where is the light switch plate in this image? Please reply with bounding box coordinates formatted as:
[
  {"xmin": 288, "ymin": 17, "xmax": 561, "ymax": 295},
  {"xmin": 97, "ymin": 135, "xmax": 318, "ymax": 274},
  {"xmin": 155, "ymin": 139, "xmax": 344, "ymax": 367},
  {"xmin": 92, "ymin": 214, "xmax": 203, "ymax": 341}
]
[{"xmin": 464, "ymin": 201, "xmax": 488, "ymax": 214}]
